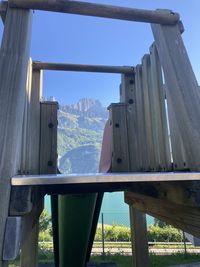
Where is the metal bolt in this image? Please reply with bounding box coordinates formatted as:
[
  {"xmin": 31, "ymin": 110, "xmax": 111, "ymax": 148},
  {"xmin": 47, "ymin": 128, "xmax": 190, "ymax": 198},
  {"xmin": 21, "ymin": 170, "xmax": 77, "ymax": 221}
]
[
  {"xmin": 48, "ymin": 122, "xmax": 54, "ymax": 128},
  {"xmin": 48, "ymin": 160, "xmax": 53, "ymax": 166},
  {"xmin": 128, "ymin": 99, "xmax": 134, "ymax": 104},
  {"xmin": 115, "ymin": 123, "xmax": 120, "ymax": 128},
  {"xmin": 117, "ymin": 158, "xmax": 122, "ymax": 164}
]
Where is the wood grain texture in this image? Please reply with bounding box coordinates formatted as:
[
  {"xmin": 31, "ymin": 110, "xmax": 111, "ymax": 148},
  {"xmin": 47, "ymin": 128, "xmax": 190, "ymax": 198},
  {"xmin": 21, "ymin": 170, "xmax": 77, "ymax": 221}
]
[
  {"xmin": 20, "ymin": 66, "xmax": 43, "ymax": 267},
  {"xmin": 0, "ymin": 7, "xmax": 32, "ymax": 267},
  {"xmin": 129, "ymin": 207, "xmax": 149, "ymax": 267},
  {"xmin": 125, "ymin": 190, "xmax": 200, "ymax": 238},
  {"xmin": 120, "ymin": 73, "xmax": 139, "ymax": 171},
  {"xmin": 135, "ymin": 65, "xmax": 147, "ymax": 170},
  {"xmin": 151, "ymin": 23, "xmax": 200, "ymax": 171},
  {"xmin": 120, "ymin": 72, "xmax": 149, "ymax": 267},
  {"xmin": 40, "ymin": 102, "xmax": 58, "ymax": 174},
  {"xmin": 109, "ymin": 102, "xmax": 149, "ymax": 267},
  {"xmin": 141, "ymin": 54, "xmax": 156, "ymax": 171},
  {"xmin": 109, "ymin": 103, "xmax": 130, "ymax": 172},
  {"xmin": 149, "ymin": 44, "xmax": 171, "ymax": 171},
  {"xmin": 40, "ymin": 101, "xmax": 59, "ymax": 267},
  {"xmin": 9, "ymin": 0, "xmax": 180, "ymax": 25}
]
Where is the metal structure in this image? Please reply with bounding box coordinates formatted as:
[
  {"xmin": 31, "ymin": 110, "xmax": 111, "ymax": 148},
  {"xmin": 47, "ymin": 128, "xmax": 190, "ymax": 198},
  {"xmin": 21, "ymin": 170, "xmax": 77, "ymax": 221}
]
[{"xmin": 0, "ymin": 1, "xmax": 200, "ymax": 267}]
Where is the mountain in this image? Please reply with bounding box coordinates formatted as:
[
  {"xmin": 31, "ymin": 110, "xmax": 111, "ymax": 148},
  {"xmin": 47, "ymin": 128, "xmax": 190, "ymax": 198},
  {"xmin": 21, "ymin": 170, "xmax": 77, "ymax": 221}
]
[{"xmin": 58, "ymin": 98, "xmax": 108, "ymax": 173}]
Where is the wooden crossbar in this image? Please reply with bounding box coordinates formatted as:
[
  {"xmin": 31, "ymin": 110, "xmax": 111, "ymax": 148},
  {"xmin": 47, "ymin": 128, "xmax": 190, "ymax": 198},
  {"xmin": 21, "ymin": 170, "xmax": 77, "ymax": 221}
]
[
  {"xmin": 9, "ymin": 0, "xmax": 180, "ymax": 25},
  {"xmin": 33, "ymin": 61, "xmax": 134, "ymax": 74}
]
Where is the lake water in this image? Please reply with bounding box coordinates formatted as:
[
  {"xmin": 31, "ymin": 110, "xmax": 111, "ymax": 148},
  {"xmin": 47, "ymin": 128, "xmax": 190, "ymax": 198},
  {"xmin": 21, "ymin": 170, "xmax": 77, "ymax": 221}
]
[{"xmin": 45, "ymin": 192, "xmax": 154, "ymax": 227}]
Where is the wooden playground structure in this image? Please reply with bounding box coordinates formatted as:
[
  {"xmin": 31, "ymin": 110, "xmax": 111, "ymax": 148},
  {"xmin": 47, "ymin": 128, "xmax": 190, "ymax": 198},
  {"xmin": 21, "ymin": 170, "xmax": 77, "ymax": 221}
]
[{"xmin": 1, "ymin": 1, "xmax": 200, "ymax": 267}]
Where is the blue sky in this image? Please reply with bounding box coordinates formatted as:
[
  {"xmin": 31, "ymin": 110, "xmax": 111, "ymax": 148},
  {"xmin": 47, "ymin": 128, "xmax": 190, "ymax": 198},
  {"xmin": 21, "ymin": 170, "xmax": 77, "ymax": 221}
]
[{"xmin": 2, "ymin": 1, "xmax": 200, "ymax": 106}]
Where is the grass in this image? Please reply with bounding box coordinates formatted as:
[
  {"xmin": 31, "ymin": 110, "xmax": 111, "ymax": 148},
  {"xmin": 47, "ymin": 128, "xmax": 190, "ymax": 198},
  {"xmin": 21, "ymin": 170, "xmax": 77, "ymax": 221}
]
[
  {"xmin": 91, "ymin": 254, "xmax": 200, "ymax": 267},
  {"xmin": 8, "ymin": 253, "xmax": 200, "ymax": 267}
]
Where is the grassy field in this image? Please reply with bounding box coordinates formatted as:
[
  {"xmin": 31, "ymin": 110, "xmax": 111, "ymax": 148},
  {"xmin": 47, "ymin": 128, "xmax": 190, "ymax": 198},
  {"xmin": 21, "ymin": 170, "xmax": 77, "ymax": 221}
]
[
  {"xmin": 91, "ymin": 254, "xmax": 200, "ymax": 267},
  {"xmin": 9, "ymin": 253, "xmax": 200, "ymax": 267}
]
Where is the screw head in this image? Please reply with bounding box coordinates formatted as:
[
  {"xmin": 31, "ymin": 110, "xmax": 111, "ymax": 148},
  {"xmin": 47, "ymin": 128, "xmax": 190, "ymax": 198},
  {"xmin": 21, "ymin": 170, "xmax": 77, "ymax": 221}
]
[{"xmin": 48, "ymin": 122, "xmax": 54, "ymax": 128}]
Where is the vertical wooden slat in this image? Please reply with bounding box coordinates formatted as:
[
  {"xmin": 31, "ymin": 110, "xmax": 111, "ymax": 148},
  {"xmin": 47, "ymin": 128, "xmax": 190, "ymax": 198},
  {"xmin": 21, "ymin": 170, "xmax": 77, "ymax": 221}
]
[
  {"xmin": 149, "ymin": 44, "xmax": 171, "ymax": 171},
  {"xmin": 135, "ymin": 65, "xmax": 146, "ymax": 170},
  {"xmin": 40, "ymin": 102, "xmax": 58, "ymax": 266},
  {"xmin": 120, "ymin": 73, "xmax": 139, "ymax": 171},
  {"xmin": 151, "ymin": 23, "xmax": 200, "ymax": 171},
  {"xmin": 109, "ymin": 103, "xmax": 130, "ymax": 172},
  {"xmin": 20, "ymin": 67, "xmax": 43, "ymax": 267},
  {"xmin": 0, "ymin": 7, "xmax": 32, "ymax": 267},
  {"xmin": 40, "ymin": 102, "xmax": 58, "ymax": 175},
  {"xmin": 120, "ymin": 73, "xmax": 149, "ymax": 267},
  {"xmin": 142, "ymin": 54, "xmax": 156, "ymax": 171}
]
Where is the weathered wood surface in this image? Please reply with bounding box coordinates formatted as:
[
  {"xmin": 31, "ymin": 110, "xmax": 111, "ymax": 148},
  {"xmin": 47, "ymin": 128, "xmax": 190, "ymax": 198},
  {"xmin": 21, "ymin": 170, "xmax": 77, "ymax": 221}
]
[
  {"xmin": 149, "ymin": 44, "xmax": 171, "ymax": 171},
  {"xmin": 20, "ymin": 66, "xmax": 43, "ymax": 267},
  {"xmin": 0, "ymin": 7, "xmax": 32, "ymax": 267},
  {"xmin": 109, "ymin": 103, "xmax": 130, "ymax": 172},
  {"xmin": 120, "ymin": 73, "xmax": 138, "ymax": 171},
  {"xmin": 40, "ymin": 102, "xmax": 59, "ymax": 267},
  {"xmin": 120, "ymin": 72, "xmax": 149, "ymax": 266},
  {"xmin": 3, "ymin": 217, "xmax": 21, "ymax": 261},
  {"xmin": 129, "ymin": 207, "xmax": 149, "ymax": 267},
  {"xmin": 9, "ymin": 0, "xmax": 180, "ymax": 25},
  {"xmin": 40, "ymin": 102, "xmax": 58, "ymax": 175},
  {"xmin": 109, "ymin": 103, "xmax": 149, "ymax": 267},
  {"xmin": 151, "ymin": 23, "xmax": 200, "ymax": 171},
  {"xmin": 126, "ymin": 189, "xmax": 200, "ymax": 238},
  {"xmin": 33, "ymin": 61, "xmax": 134, "ymax": 74},
  {"xmin": 124, "ymin": 33, "xmax": 200, "ymax": 235}
]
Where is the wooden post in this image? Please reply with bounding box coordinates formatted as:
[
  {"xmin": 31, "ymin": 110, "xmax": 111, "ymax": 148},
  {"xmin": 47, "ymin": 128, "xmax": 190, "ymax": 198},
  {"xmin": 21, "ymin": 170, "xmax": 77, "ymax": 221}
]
[
  {"xmin": 120, "ymin": 73, "xmax": 150, "ymax": 267},
  {"xmin": 20, "ymin": 66, "xmax": 43, "ymax": 267},
  {"xmin": 0, "ymin": 7, "xmax": 32, "ymax": 267},
  {"xmin": 130, "ymin": 207, "xmax": 149, "ymax": 267}
]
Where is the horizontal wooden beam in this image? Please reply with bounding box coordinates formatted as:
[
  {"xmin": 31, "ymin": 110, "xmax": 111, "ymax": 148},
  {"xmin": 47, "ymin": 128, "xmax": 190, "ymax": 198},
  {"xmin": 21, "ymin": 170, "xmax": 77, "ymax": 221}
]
[
  {"xmin": 9, "ymin": 0, "xmax": 180, "ymax": 25},
  {"xmin": 33, "ymin": 61, "xmax": 134, "ymax": 74}
]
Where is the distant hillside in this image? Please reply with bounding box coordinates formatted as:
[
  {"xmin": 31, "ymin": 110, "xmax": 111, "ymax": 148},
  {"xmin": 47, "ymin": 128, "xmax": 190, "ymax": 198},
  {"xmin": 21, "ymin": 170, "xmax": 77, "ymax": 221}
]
[{"xmin": 58, "ymin": 98, "xmax": 108, "ymax": 173}]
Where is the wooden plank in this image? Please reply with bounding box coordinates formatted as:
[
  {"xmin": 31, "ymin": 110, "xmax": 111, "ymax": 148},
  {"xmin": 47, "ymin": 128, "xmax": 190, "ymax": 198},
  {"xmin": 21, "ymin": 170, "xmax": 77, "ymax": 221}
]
[
  {"xmin": 0, "ymin": 7, "xmax": 32, "ymax": 267},
  {"xmin": 151, "ymin": 23, "xmax": 200, "ymax": 171},
  {"xmin": 135, "ymin": 65, "xmax": 147, "ymax": 170},
  {"xmin": 120, "ymin": 73, "xmax": 139, "ymax": 171},
  {"xmin": 40, "ymin": 101, "xmax": 59, "ymax": 267},
  {"xmin": 33, "ymin": 61, "xmax": 134, "ymax": 74},
  {"xmin": 109, "ymin": 103, "xmax": 130, "ymax": 172},
  {"xmin": 40, "ymin": 102, "xmax": 58, "ymax": 174},
  {"xmin": 20, "ymin": 67, "xmax": 43, "ymax": 267},
  {"xmin": 9, "ymin": 0, "xmax": 180, "ymax": 25},
  {"xmin": 109, "ymin": 103, "xmax": 149, "ymax": 267},
  {"xmin": 125, "ymin": 190, "xmax": 200, "ymax": 238},
  {"xmin": 141, "ymin": 54, "xmax": 156, "ymax": 171},
  {"xmin": 10, "ymin": 59, "xmax": 33, "ymax": 216},
  {"xmin": 149, "ymin": 44, "xmax": 171, "ymax": 171},
  {"xmin": 120, "ymin": 72, "xmax": 149, "ymax": 267}
]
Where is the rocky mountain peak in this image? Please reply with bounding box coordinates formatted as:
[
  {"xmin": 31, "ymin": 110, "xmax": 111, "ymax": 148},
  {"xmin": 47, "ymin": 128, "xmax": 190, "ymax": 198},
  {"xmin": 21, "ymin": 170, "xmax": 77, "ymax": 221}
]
[{"xmin": 60, "ymin": 98, "xmax": 108, "ymax": 118}]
